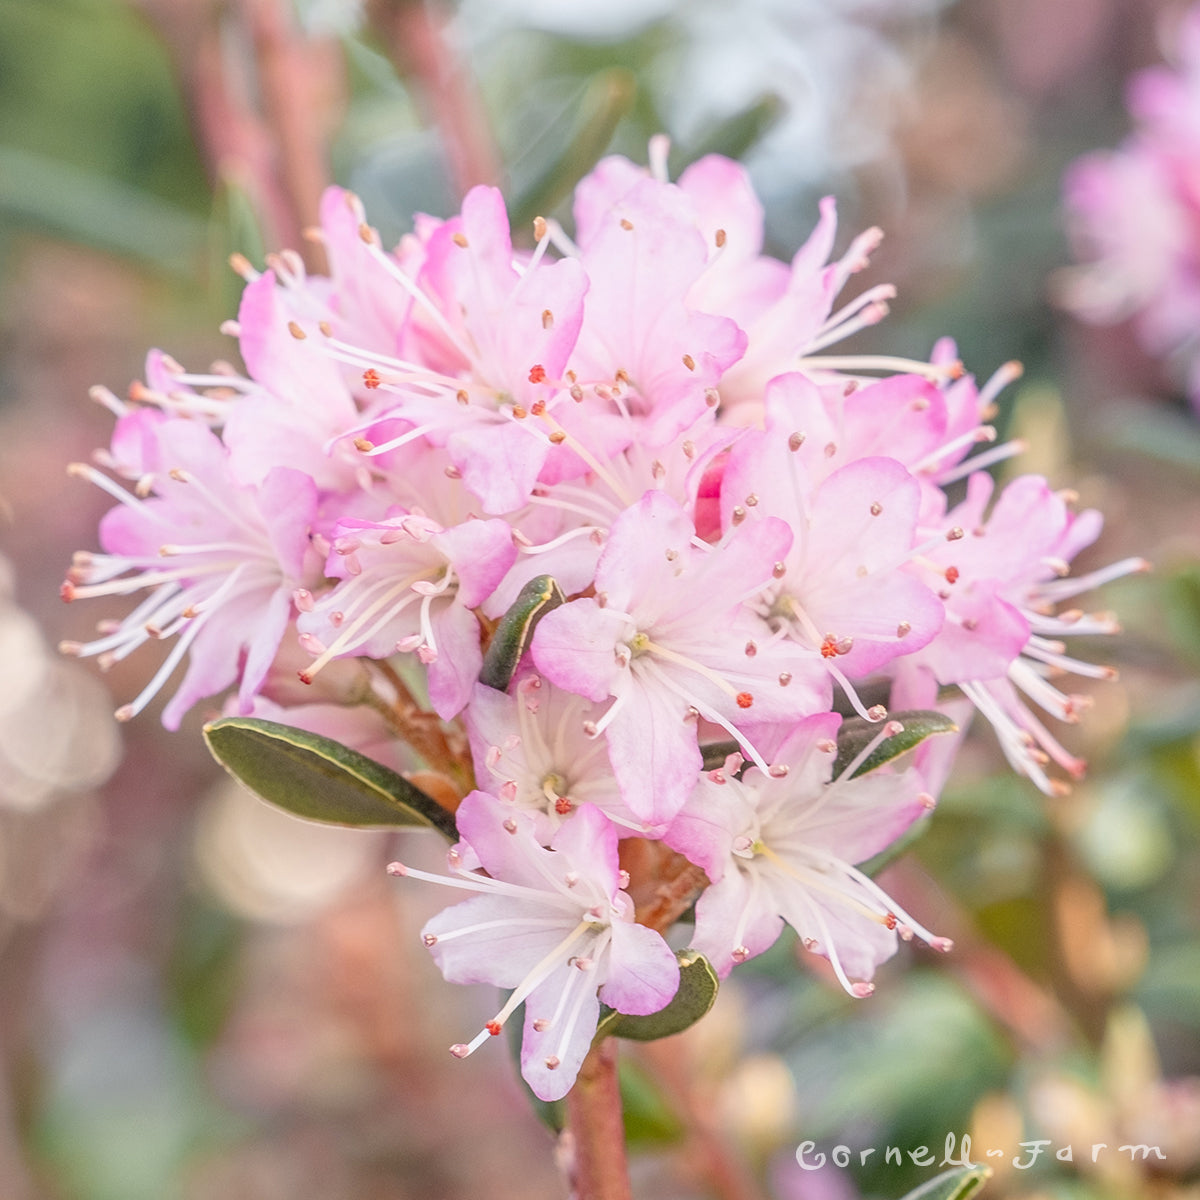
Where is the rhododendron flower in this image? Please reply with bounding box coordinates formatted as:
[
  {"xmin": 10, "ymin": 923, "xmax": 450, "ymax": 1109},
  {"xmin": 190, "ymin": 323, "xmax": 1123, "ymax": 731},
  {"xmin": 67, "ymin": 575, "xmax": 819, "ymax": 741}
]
[
  {"xmin": 390, "ymin": 794, "xmax": 679, "ymax": 1101},
  {"xmin": 61, "ymin": 410, "xmax": 319, "ymax": 729},
  {"xmin": 663, "ymin": 713, "xmax": 950, "ymax": 991},
  {"xmin": 531, "ymin": 489, "xmax": 817, "ymax": 824},
  {"xmin": 1061, "ymin": 5, "xmax": 1200, "ymax": 410}
]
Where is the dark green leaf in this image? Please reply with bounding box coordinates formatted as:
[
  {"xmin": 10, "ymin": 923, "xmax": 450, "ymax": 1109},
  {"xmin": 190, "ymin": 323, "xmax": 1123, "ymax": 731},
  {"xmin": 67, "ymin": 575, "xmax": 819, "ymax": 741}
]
[
  {"xmin": 203, "ymin": 717, "xmax": 458, "ymax": 839},
  {"xmin": 479, "ymin": 575, "xmax": 566, "ymax": 691},
  {"xmin": 835, "ymin": 710, "xmax": 958, "ymax": 779},
  {"xmin": 897, "ymin": 1165, "xmax": 991, "ymax": 1200},
  {"xmin": 595, "ymin": 950, "xmax": 719, "ymax": 1043}
]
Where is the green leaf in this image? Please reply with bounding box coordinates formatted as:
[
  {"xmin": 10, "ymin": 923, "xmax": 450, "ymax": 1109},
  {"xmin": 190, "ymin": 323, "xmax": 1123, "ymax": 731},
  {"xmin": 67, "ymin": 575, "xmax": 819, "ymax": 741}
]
[
  {"xmin": 683, "ymin": 92, "xmax": 783, "ymax": 166},
  {"xmin": 0, "ymin": 145, "xmax": 206, "ymax": 277},
  {"xmin": 620, "ymin": 1058, "xmax": 684, "ymax": 1147},
  {"xmin": 897, "ymin": 1165, "xmax": 991, "ymax": 1200},
  {"xmin": 834, "ymin": 710, "xmax": 958, "ymax": 779},
  {"xmin": 203, "ymin": 717, "xmax": 458, "ymax": 839},
  {"xmin": 508, "ymin": 68, "xmax": 636, "ymax": 230},
  {"xmin": 595, "ymin": 950, "xmax": 719, "ymax": 1043},
  {"xmin": 479, "ymin": 575, "xmax": 566, "ymax": 691}
]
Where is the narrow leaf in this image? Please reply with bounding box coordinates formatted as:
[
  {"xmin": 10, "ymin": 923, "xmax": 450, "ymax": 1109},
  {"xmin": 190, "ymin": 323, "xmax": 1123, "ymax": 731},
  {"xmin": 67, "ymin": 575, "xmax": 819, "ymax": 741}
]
[
  {"xmin": 203, "ymin": 716, "xmax": 458, "ymax": 839},
  {"xmin": 898, "ymin": 1165, "xmax": 991, "ymax": 1200},
  {"xmin": 835, "ymin": 710, "xmax": 958, "ymax": 779},
  {"xmin": 595, "ymin": 950, "xmax": 719, "ymax": 1043},
  {"xmin": 479, "ymin": 575, "xmax": 565, "ymax": 691}
]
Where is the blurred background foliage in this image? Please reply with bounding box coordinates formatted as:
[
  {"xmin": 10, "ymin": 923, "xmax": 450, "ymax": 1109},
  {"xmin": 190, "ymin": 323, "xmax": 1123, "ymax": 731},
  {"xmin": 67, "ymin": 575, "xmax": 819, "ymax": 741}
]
[{"xmin": 0, "ymin": 0, "xmax": 1197, "ymax": 1198}]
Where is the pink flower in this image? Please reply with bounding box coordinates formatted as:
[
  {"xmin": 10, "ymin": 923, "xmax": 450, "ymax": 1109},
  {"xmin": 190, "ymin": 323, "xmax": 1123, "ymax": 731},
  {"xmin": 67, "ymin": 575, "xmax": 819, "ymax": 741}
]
[
  {"xmin": 663, "ymin": 713, "xmax": 950, "ymax": 991},
  {"xmin": 390, "ymin": 794, "xmax": 679, "ymax": 1101},
  {"xmin": 61, "ymin": 410, "xmax": 319, "ymax": 728},
  {"xmin": 531, "ymin": 489, "xmax": 813, "ymax": 824},
  {"xmin": 295, "ymin": 508, "xmax": 517, "ymax": 719}
]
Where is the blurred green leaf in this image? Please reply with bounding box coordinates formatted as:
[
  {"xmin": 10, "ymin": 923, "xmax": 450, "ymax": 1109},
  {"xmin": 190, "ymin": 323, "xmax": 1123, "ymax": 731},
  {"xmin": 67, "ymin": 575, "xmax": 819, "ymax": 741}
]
[
  {"xmin": 479, "ymin": 574, "xmax": 565, "ymax": 691},
  {"xmin": 0, "ymin": 145, "xmax": 206, "ymax": 275},
  {"xmin": 682, "ymin": 93, "xmax": 783, "ymax": 166},
  {"xmin": 595, "ymin": 949, "xmax": 718, "ymax": 1043},
  {"xmin": 898, "ymin": 1165, "xmax": 991, "ymax": 1200},
  {"xmin": 203, "ymin": 716, "xmax": 458, "ymax": 838},
  {"xmin": 620, "ymin": 1057, "xmax": 684, "ymax": 1147},
  {"xmin": 508, "ymin": 67, "xmax": 636, "ymax": 230},
  {"xmin": 835, "ymin": 710, "xmax": 959, "ymax": 778}
]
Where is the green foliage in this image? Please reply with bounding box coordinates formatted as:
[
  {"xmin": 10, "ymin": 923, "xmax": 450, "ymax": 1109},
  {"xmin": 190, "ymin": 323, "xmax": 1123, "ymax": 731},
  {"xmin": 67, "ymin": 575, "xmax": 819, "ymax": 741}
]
[
  {"xmin": 478, "ymin": 574, "xmax": 566, "ymax": 691},
  {"xmin": 834, "ymin": 710, "xmax": 959, "ymax": 779},
  {"xmin": 595, "ymin": 949, "xmax": 719, "ymax": 1043},
  {"xmin": 898, "ymin": 1165, "xmax": 991, "ymax": 1200},
  {"xmin": 203, "ymin": 716, "xmax": 458, "ymax": 839}
]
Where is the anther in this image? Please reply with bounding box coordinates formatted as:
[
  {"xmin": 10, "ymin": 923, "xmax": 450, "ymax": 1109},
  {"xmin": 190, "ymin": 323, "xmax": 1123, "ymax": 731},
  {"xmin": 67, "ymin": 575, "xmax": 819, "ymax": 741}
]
[
  {"xmin": 528, "ymin": 364, "xmax": 547, "ymax": 384},
  {"xmin": 731, "ymin": 946, "xmax": 750, "ymax": 964},
  {"xmin": 772, "ymin": 561, "xmax": 787, "ymax": 579},
  {"xmin": 544, "ymin": 1056, "xmax": 561, "ymax": 1070},
  {"xmin": 533, "ymin": 216, "xmax": 547, "ymax": 240},
  {"xmin": 386, "ymin": 862, "xmax": 407, "ymax": 877},
  {"xmin": 363, "ymin": 369, "xmax": 381, "ymax": 389},
  {"xmin": 944, "ymin": 566, "xmax": 959, "ymax": 584},
  {"xmin": 541, "ymin": 309, "xmax": 554, "ymax": 330},
  {"xmin": 503, "ymin": 818, "xmax": 518, "ymax": 834},
  {"xmin": 715, "ymin": 228, "xmax": 727, "ymax": 248},
  {"xmin": 768, "ymin": 763, "xmax": 789, "ymax": 778},
  {"xmin": 486, "ymin": 1020, "xmax": 502, "ymax": 1036},
  {"xmin": 548, "ymin": 431, "xmax": 566, "ymax": 444},
  {"xmin": 945, "ymin": 526, "xmax": 964, "ymax": 542},
  {"xmin": 744, "ymin": 640, "xmax": 757, "ymax": 657},
  {"xmin": 619, "ymin": 218, "xmax": 634, "ymax": 231},
  {"xmin": 866, "ymin": 704, "xmax": 887, "ymax": 721},
  {"xmin": 731, "ymin": 505, "xmax": 747, "ymax": 525},
  {"xmin": 682, "ymin": 440, "xmax": 695, "ymax": 459},
  {"xmin": 287, "ymin": 321, "xmax": 306, "ymax": 340},
  {"xmin": 824, "ymin": 442, "xmax": 837, "ymax": 458},
  {"xmin": 450, "ymin": 1044, "xmax": 470, "ymax": 1059},
  {"xmin": 736, "ymin": 692, "xmax": 753, "ymax": 709},
  {"xmin": 870, "ymin": 501, "xmax": 883, "ymax": 516},
  {"xmin": 896, "ymin": 621, "xmax": 911, "ymax": 638},
  {"xmin": 745, "ymin": 493, "xmax": 758, "ymax": 507},
  {"xmin": 884, "ymin": 912, "xmax": 898, "ymax": 930},
  {"xmin": 423, "ymin": 933, "xmax": 438, "ymax": 947},
  {"xmin": 456, "ymin": 389, "xmax": 469, "ymax": 405},
  {"xmin": 704, "ymin": 388, "xmax": 720, "ymax": 407},
  {"xmin": 452, "ymin": 232, "xmax": 469, "ymax": 248},
  {"xmin": 512, "ymin": 406, "xmax": 528, "ymax": 419},
  {"xmin": 682, "ymin": 354, "xmax": 696, "ymax": 372},
  {"xmin": 851, "ymin": 982, "xmax": 875, "ymax": 998},
  {"xmin": 778, "ymin": 672, "xmax": 792, "ymax": 686},
  {"xmin": 531, "ymin": 400, "xmax": 546, "ymax": 417},
  {"xmin": 570, "ymin": 384, "xmax": 584, "ymax": 402},
  {"xmin": 788, "ymin": 432, "xmax": 805, "ymax": 451}
]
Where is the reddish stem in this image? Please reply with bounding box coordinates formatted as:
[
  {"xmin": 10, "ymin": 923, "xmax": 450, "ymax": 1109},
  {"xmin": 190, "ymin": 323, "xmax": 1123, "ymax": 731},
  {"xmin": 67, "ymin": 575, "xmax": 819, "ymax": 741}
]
[{"xmin": 565, "ymin": 1038, "xmax": 633, "ymax": 1200}]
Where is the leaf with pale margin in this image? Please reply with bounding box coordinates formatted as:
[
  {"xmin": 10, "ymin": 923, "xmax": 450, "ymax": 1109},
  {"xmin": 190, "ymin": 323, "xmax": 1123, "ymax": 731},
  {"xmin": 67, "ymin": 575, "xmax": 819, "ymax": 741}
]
[
  {"xmin": 203, "ymin": 717, "xmax": 458, "ymax": 839},
  {"xmin": 594, "ymin": 949, "xmax": 718, "ymax": 1043},
  {"xmin": 479, "ymin": 574, "xmax": 565, "ymax": 691},
  {"xmin": 897, "ymin": 1165, "xmax": 991, "ymax": 1200},
  {"xmin": 835, "ymin": 710, "xmax": 958, "ymax": 779}
]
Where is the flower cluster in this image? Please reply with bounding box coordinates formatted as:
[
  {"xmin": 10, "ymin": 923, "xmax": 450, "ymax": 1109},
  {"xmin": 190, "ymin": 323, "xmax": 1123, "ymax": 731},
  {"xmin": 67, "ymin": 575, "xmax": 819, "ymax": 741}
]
[
  {"xmin": 1060, "ymin": 5, "xmax": 1200, "ymax": 410},
  {"xmin": 63, "ymin": 140, "xmax": 1139, "ymax": 1100}
]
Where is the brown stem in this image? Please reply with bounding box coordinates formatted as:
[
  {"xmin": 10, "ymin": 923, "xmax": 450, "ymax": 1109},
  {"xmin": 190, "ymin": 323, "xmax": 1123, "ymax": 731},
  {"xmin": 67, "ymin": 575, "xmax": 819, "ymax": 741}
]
[
  {"xmin": 565, "ymin": 1038, "xmax": 632, "ymax": 1200},
  {"xmin": 241, "ymin": 0, "xmax": 333, "ymax": 269},
  {"xmin": 366, "ymin": 0, "xmax": 500, "ymax": 199},
  {"xmin": 368, "ymin": 660, "xmax": 474, "ymax": 794}
]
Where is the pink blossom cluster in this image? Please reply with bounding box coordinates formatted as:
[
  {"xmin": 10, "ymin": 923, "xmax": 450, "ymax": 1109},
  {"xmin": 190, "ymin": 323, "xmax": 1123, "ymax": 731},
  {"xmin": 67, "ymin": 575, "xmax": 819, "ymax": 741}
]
[
  {"xmin": 63, "ymin": 142, "xmax": 1140, "ymax": 1100},
  {"xmin": 1061, "ymin": 6, "xmax": 1200, "ymax": 410}
]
